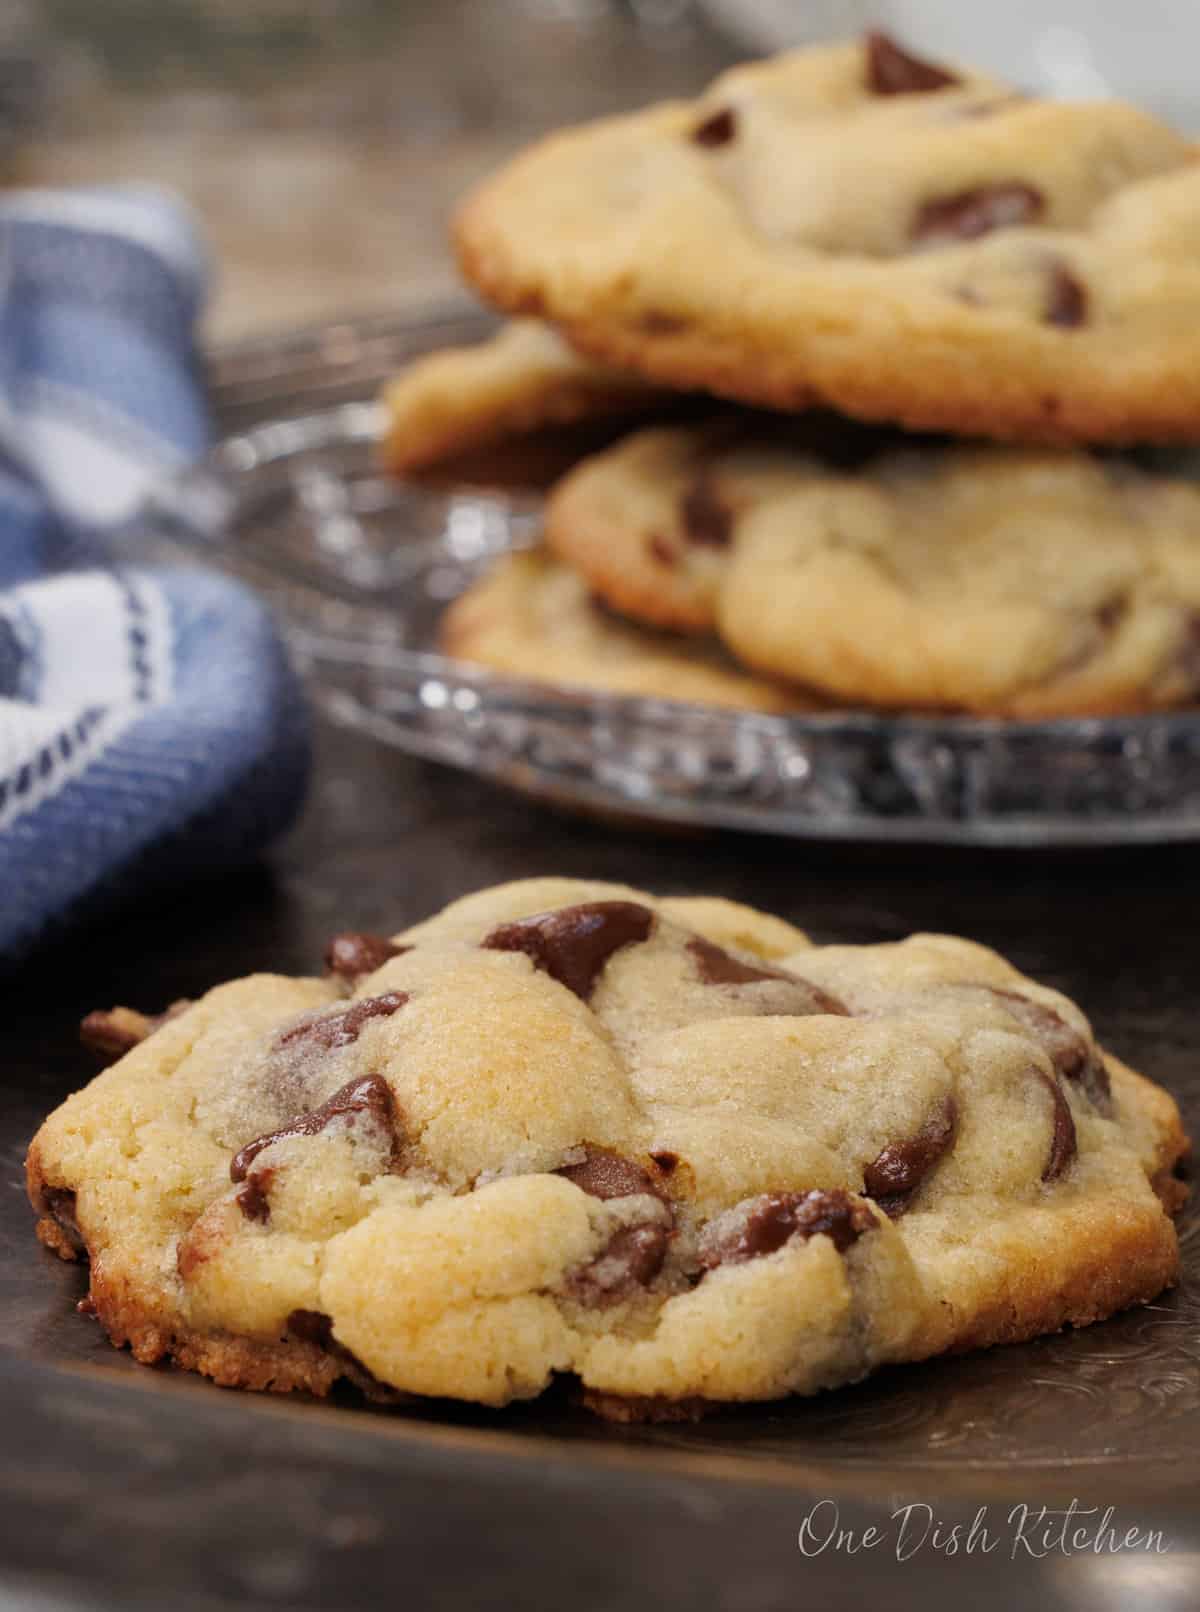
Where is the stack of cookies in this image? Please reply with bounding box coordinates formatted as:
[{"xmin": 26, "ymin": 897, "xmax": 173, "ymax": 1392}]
[{"xmin": 383, "ymin": 31, "xmax": 1200, "ymax": 719}]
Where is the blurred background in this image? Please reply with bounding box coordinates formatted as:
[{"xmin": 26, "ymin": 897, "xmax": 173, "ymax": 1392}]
[
  {"xmin": 7, "ymin": 1, "xmax": 738, "ymax": 340},
  {"xmin": 7, "ymin": 1, "xmax": 1194, "ymax": 342}
]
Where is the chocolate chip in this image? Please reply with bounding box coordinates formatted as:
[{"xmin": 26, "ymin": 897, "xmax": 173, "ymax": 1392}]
[
  {"xmin": 649, "ymin": 1149, "xmax": 680, "ymax": 1175},
  {"xmin": 862, "ymin": 1095, "xmax": 957, "ymax": 1216},
  {"xmin": 286, "ymin": 1308, "xmax": 402, "ymax": 1403},
  {"xmin": 984, "ymin": 988, "xmax": 1111, "ymax": 1111},
  {"xmin": 686, "ymin": 935, "xmax": 849, "ymax": 1013},
  {"xmin": 566, "ymin": 1221, "xmax": 671, "ymax": 1306},
  {"xmin": 1095, "ymin": 594, "xmax": 1128, "ymax": 634},
  {"xmin": 276, "ymin": 991, "xmax": 408, "ymax": 1053},
  {"xmin": 865, "ymin": 30, "xmax": 959, "ymax": 95},
  {"xmin": 235, "ymin": 1167, "xmax": 275, "ymax": 1224},
  {"xmin": 686, "ymin": 935, "xmax": 787, "ymax": 986},
  {"xmin": 557, "ymin": 1146, "xmax": 667, "ymax": 1203},
  {"xmin": 700, "ymin": 1188, "xmax": 876, "ymax": 1268},
  {"xmin": 679, "ymin": 478, "xmax": 733, "ymax": 548},
  {"xmin": 79, "ymin": 1000, "xmax": 190, "ymax": 1064},
  {"xmin": 40, "ymin": 1186, "xmax": 86, "ymax": 1257},
  {"xmin": 912, "ymin": 184, "xmax": 1044, "ymax": 247},
  {"xmin": 483, "ymin": 901, "xmax": 655, "ymax": 1001},
  {"xmin": 231, "ymin": 1072, "xmax": 403, "ymax": 1181},
  {"xmin": 1045, "ymin": 264, "xmax": 1088, "ymax": 328},
  {"xmin": 324, "ymin": 932, "xmax": 408, "ymax": 981},
  {"xmin": 287, "ymin": 1308, "xmax": 335, "ymax": 1349},
  {"xmin": 691, "ymin": 106, "xmax": 737, "ymax": 147},
  {"xmin": 559, "ymin": 1148, "xmax": 675, "ymax": 1304},
  {"xmin": 1035, "ymin": 1069, "xmax": 1077, "ymax": 1181},
  {"xmin": 648, "ymin": 534, "xmax": 679, "ymax": 568}
]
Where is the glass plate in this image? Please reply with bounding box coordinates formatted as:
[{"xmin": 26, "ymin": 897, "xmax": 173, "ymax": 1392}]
[{"xmin": 145, "ymin": 306, "xmax": 1200, "ymax": 847}]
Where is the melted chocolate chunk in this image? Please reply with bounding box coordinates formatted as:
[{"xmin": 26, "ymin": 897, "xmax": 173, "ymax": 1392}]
[
  {"xmin": 230, "ymin": 1073, "xmax": 402, "ymax": 1181},
  {"xmin": 984, "ymin": 988, "xmax": 1111, "ymax": 1110},
  {"xmin": 324, "ymin": 932, "xmax": 408, "ymax": 981},
  {"xmin": 912, "ymin": 183, "xmax": 1044, "ymax": 246},
  {"xmin": 483, "ymin": 901, "xmax": 655, "ymax": 1001},
  {"xmin": 1035, "ymin": 1069, "xmax": 1078, "ymax": 1181},
  {"xmin": 236, "ymin": 1167, "xmax": 275, "ymax": 1224},
  {"xmin": 686, "ymin": 935, "xmax": 849, "ymax": 1013},
  {"xmin": 566, "ymin": 1222, "xmax": 672, "ymax": 1306},
  {"xmin": 862, "ymin": 1095, "xmax": 957, "ymax": 1216},
  {"xmin": 679, "ymin": 478, "xmax": 733, "ymax": 548},
  {"xmin": 558, "ymin": 1146, "xmax": 667, "ymax": 1203},
  {"xmin": 1045, "ymin": 265, "xmax": 1088, "ymax": 329},
  {"xmin": 40, "ymin": 1186, "xmax": 86, "ymax": 1257},
  {"xmin": 691, "ymin": 106, "xmax": 737, "ymax": 147},
  {"xmin": 865, "ymin": 30, "xmax": 960, "ymax": 95},
  {"xmin": 276, "ymin": 991, "xmax": 408, "ymax": 1053},
  {"xmin": 699, "ymin": 1188, "xmax": 877, "ymax": 1268}
]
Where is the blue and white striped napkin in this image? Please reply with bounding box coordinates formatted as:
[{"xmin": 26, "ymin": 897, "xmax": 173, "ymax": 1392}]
[{"xmin": 0, "ymin": 186, "xmax": 308, "ymax": 961}]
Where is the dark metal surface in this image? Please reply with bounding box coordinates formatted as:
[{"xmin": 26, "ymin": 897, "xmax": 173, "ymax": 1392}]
[{"xmin": 1, "ymin": 321, "xmax": 1198, "ymax": 1608}]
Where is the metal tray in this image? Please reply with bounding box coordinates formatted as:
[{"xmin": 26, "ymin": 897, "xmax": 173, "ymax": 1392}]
[{"xmin": 141, "ymin": 307, "xmax": 1200, "ymax": 848}]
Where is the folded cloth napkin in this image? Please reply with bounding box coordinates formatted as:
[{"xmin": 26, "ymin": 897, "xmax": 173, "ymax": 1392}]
[{"xmin": 0, "ymin": 186, "xmax": 309, "ymax": 962}]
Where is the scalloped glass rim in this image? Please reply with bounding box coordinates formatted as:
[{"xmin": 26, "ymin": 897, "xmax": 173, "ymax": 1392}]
[{"xmin": 143, "ymin": 308, "xmax": 1200, "ymax": 847}]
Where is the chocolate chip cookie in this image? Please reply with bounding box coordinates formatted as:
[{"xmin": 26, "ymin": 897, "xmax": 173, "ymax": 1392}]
[
  {"xmin": 380, "ymin": 318, "xmax": 665, "ymax": 474},
  {"xmin": 456, "ymin": 33, "xmax": 1200, "ymax": 444},
  {"xmin": 442, "ymin": 548, "xmax": 814, "ymax": 711},
  {"xmin": 546, "ymin": 422, "xmax": 1200, "ymax": 714},
  {"xmin": 28, "ymin": 879, "xmax": 1186, "ymax": 1418},
  {"xmin": 544, "ymin": 414, "xmax": 869, "ymax": 633}
]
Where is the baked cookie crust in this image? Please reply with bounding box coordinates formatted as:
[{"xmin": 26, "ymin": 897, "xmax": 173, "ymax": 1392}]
[
  {"xmin": 456, "ymin": 35, "xmax": 1200, "ymax": 444},
  {"xmin": 28, "ymin": 880, "xmax": 1187, "ymax": 1419}
]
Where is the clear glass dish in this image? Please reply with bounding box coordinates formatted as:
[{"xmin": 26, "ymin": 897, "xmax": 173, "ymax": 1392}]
[{"xmin": 144, "ymin": 306, "xmax": 1200, "ymax": 847}]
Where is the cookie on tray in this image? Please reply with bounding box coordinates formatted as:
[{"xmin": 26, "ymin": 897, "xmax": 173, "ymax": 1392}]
[
  {"xmin": 546, "ymin": 422, "xmax": 1200, "ymax": 715},
  {"xmin": 456, "ymin": 32, "xmax": 1200, "ymax": 444},
  {"xmin": 442, "ymin": 548, "xmax": 814, "ymax": 711},
  {"xmin": 380, "ymin": 318, "xmax": 667, "ymax": 474},
  {"xmin": 544, "ymin": 413, "xmax": 879, "ymax": 633},
  {"xmin": 29, "ymin": 878, "xmax": 1187, "ymax": 1419}
]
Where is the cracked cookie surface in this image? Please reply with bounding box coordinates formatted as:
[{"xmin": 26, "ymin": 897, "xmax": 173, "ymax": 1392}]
[
  {"xmin": 456, "ymin": 34, "xmax": 1200, "ymax": 444},
  {"xmin": 546, "ymin": 422, "xmax": 1200, "ymax": 714},
  {"xmin": 28, "ymin": 878, "xmax": 1186, "ymax": 1417}
]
